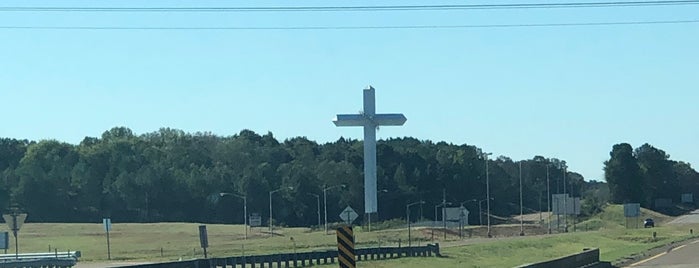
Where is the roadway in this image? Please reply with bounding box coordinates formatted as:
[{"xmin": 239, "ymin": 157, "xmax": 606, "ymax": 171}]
[
  {"xmin": 625, "ymin": 209, "xmax": 699, "ymax": 267},
  {"xmin": 627, "ymin": 240, "xmax": 699, "ymax": 267}
]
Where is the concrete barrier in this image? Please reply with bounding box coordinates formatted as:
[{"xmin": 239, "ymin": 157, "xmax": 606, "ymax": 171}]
[{"xmin": 515, "ymin": 248, "xmax": 609, "ymax": 268}]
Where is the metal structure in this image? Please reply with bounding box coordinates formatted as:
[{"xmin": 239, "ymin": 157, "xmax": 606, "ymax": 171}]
[
  {"xmin": 306, "ymin": 193, "xmax": 321, "ymax": 230},
  {"xmin": 220, "ymin": 192, "xmax": 247, "ymax": 240},
  {"xmin": 333, "ymin": 86, "xmax": 406, "ymax": 228},
  {"xmin": 406, "ymin": 200, "xmax": 425, "ymax": 247},
  {"xmin": 269, "ymin": 187, "xmax": 293, "ymax": 235},
  {"xmin": 483, "ymin": 152, "xmax": 493, "ymax": 237},
  {"xmin": 323, "ymin": 184, "xmax": 346, "ymax": 234}
]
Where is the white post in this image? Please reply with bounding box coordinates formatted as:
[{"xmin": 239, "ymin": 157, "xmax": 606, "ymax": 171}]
[
  {"xmin": 485, "ymin": 153, "xmax": 492, "ymax": 238},
  {"xmin": 519, "ymin": 161, "xmax": 524, "ymax": 236},
  {"xmin": 324, "ymin": 188, "xmax": 328, "ymax": 234},
  {"xmin": 547, "ymin": 165, "xmax": 551, "ymax": 234},
  {"xmin": 243, "ymin": 196, "xmax": 248, "ymax": 240}
]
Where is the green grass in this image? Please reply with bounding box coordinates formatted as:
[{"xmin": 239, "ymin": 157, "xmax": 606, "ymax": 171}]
[{"xmin": 8, "ymin": 205, "xmax": 699, "ymax": 267}]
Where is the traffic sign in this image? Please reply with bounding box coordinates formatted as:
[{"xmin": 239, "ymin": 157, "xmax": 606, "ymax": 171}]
[
  {"xmin": 249, "ymin": 213, "xmax": 262, "ymax": 227},
  {"xmin": 339, "ymin": 206, "xmax": 358, "ymax": 225},
  {"xmin": 103, "ymin": 218, "xmax": 112, "ymax": 232},
  {"xmin": 3, "ymin": 213, "xmax": 27, "ymax": 233}
]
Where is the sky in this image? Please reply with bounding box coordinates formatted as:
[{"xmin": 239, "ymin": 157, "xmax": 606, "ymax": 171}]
[{"xmin": 1, "ymin": 0, "xmax": 698, "ymax": 181}]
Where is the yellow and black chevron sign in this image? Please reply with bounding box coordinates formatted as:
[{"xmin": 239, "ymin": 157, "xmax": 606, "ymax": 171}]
[{"xmin": 336, "ymin": 226, "xmax": 356, "ymax": 268}]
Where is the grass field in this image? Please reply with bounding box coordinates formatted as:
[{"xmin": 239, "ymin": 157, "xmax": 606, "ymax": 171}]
[{"xmin": 6, "ymin": 205, "xmax": 698, "ymax": 267}]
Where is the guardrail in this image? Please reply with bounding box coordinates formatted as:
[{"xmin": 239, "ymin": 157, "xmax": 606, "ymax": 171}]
[
  {"xmin": 0, "ymin": 251, "xmax": 81, "ymax": 268},
  {"xmin": 117, "ymin": 244, "xmax": 441, "ymax": 268}
]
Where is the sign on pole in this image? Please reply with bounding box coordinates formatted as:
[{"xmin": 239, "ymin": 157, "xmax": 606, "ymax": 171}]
[
  {"xmin": 3, "ymin": 212, "xmax": 27, "ymax": 259},
  {"xmin": 103, "ymin": 218, "xmax": 112, "ymax": 232},
  {"xmin": 249, "ymin": 213, "xmax": 262, "ymax": 227},
  {"xmin": 339, "ymin": 206, "xmax": 359, "ymax": 225},
  {"xmin": 198, "ymin": 225, "xmax": 209, "ymax": 258},
  {"xmin": 103, "ymin": 218, "xmax": 112, "ymax": 260},
  {"xmin": 0, "ymin": 232, "xmax": 8, "ymax": 252},
  {"xmin": 623, "ymin": 203, "xmax": 641, "ymax": 217},
  {"xmin": 336, "ymin": 226, "xmax": 356, "ymax": 268},
  {"xmin": 444, "ymin": 207, "xmax": 469, "ymax": 221}
]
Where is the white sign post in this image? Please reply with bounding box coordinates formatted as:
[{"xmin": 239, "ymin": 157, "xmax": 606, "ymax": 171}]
[
  {"xmin": 103, "ymin": 218, "xmax": 112, "ymax": 260},
  {"xmin": 339, "ymin": 206, "xmax": 359, "ymax": 225}
]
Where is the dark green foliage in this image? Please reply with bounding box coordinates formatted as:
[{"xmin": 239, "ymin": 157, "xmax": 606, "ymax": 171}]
[
  {"xmin": 1, "ymin": 127, "xmax": 694, "ymax": 225},
  {"xmin": 604, "ymin": 143, "xmax": 699, "ymax": 209}
]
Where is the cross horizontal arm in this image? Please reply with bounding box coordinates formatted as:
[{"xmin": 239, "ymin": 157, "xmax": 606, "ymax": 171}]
[
  {"xmin": 333, "ymin": 114, "xmax": 365, "ymax": 127},
  {"xmin": 333, "ymin": 113, "xmax": 407, "ymax": 127},
  {"xmin": 373, "ymin": 114, "xmax": 407, "ymax": 126}
]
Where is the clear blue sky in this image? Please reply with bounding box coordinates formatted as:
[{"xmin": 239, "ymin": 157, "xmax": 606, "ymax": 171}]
[{"xmin": 1, "ymin": 0, "xmax": 698, "ymax": 181}]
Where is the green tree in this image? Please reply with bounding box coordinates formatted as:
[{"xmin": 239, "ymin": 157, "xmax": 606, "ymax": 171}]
[{"xmin": 604, "ymin": 143, "xmax": 644, "ymax": 205}]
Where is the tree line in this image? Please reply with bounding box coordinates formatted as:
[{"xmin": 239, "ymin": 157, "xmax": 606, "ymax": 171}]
[
  {"xmin": 604, "ymin": 143, "xmax": 699, "ymax": 209},
  {"xmin": 1, "ymin": 127, "xmax": 693, "ymax": 226}
]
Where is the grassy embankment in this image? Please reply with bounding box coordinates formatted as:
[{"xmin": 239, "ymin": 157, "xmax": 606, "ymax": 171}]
[{"xmin": 7, "ymin": 205, "xmax": 698, "ymax": 267}]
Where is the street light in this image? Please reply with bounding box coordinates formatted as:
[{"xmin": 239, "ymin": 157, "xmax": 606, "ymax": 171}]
[
  {"xmin": 459, "ymin": 199, "xmax": 477, "ymax": 239},
  {"xmin": 519, "ymin": 161, "xmax": 524, "ymax": 236},
  {"xmin": 323, "ymin": 184, "xmax": 346, "ymax": 234},
  {"xmin": 478, "ymin": 198, "xmax": 493, "ymax": 226},
  {"xmin": 407, "ymin": 200, "xmax": 425, "ymax": 247},
  {"xmin": 219, "ymin": 192, "xmax": 247, "ymax": 240},
  {"xmin": 483, "ymin": 152, "xmax": 493, "ymax": 238},
  {"xmin": 269, "ymin": 186, "xmax": 294, "ymax": 235},
  {"xmin": 433, "ymin": 202, "xmax": 452, "ymax": 241},
  {"xmin": 307, "ymin": 193, "xmax": 321, "ymax": 231},
  {"xmin": 546, "ymin": 164, "xmax": 551, "ymax": 234},
  {"xmin": 369, "ymin": 189, "xmax": 389, "ymax": 232}
]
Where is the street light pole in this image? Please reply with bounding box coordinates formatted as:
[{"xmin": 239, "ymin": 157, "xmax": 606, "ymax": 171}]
[
  {"xmin": 219, "ymin": 192, "xmax": 247, "ymax": 240},
  {"xmin": 323, "ymin": 184, "xmax": 346, "ymax": 234},
  {"xmin": 432, "ymin": 202, "xmax": 452, "ymax": 241},
  {"xmin": 460, "ymin": 199, "xmax": 477, "ymax": 239},
  {"xmin": 519, "ymin": 161, "xmax": 524, "ymax": 236},
  {"xmin": 269, "ymin": 187, "xmax": 293, "ymax": 236},
  {"xmin": 484, "ymin": 152, "xmax": 493, "ymax": 238},
  {"xmin": 407, "ymin": 200, "xmax": 425, "ymax": 247},
  {"xmin": 547, "ymin": 164, "xmax": 551, "ymax": 234},
  {"xmin": 563, "ymin": 165, "xmax": 567, "ymax": 232},
  {"xmin": 307, "ymin": 193, "xmax": 321, "ymax": 231}
]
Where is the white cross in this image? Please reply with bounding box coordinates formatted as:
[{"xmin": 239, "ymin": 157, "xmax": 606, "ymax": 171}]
[{"xmin": 333, "ymin": 86, "xmax": 406, "ymax": 214}]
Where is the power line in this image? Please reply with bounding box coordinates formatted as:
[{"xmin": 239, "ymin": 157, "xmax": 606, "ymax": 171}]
[
  {"xmin": 1, "ymin": 0, "xmax": 699, "ymax": 12},
  {"xmin": 1, "ymin": 19, "xmax": 697, "ymax": 30}
]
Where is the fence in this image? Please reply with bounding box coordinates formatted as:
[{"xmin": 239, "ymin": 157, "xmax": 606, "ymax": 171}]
[
  {"xmin": 117, "ymin": 244, "xmax": 440, "ymax": 268},
  {"xmin": 0, "ymin": 251, "xmax": 81, "ymax": 268}
]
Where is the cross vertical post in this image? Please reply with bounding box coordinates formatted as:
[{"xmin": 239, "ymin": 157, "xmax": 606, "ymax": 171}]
[{"xmin": 334, "ymin": 86, "xmax": 406, "ymax": 223}]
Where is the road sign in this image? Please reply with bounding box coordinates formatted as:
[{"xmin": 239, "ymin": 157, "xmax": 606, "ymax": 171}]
[
  {"xmin": 624, "ymin": 203, "xmax": 641, "ymax": 217},
  {"xmin": 0, "ymin": 232, "xmax": 8, "ymax": 250},
  {"xmin": 444, "ymin": 207, "xmax": 470, "ymax": 221},
  {"xmin": 3, "ymin": 213, "xmax": 27, "ymax": 233},
  {"xmin": 339, "ymin": 206, "xmax": 359, "ymax": 225},
  {"xmin": 336, "ymin": 226, "xmax": 356, "ymax": 268},
  {"xmin": 249, "ymin": 213, "xmax": 262, "ymax": 227},
  {"xmin": 103, "ymin": 218, "xmax": 112, "ymax": 232}
]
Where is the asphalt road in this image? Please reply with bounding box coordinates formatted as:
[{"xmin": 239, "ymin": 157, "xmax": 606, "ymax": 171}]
[
  {"xmin": 667, "ymin": 209, "xmax": 699, "ymax": 225},
  {"xmin": 627, "ymin": 240, "xmax": 699, "ymax": 267},
  {"xmin": 624, "ymin": 209, "xmax": 699, "ymax": 267}
]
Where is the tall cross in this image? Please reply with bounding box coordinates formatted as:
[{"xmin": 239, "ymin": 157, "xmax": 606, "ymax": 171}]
[{"xmin": 333, "ymin": 86, "xmax": 407, "ymax": 215}]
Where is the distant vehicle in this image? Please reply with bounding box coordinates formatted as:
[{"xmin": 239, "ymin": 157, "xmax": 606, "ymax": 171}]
[{"xmin": 644, "ymin": 218, "xmax": 655, "ymax": 228}]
